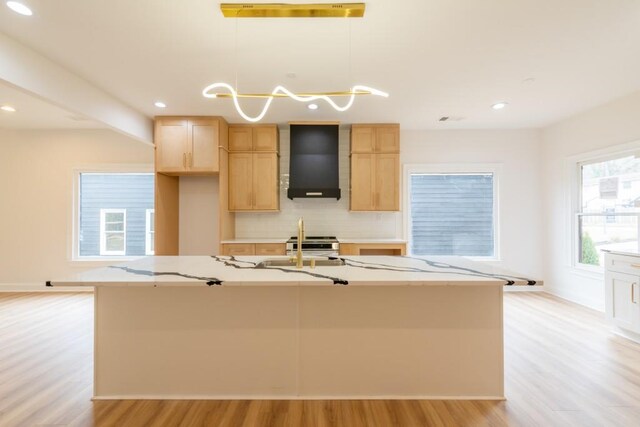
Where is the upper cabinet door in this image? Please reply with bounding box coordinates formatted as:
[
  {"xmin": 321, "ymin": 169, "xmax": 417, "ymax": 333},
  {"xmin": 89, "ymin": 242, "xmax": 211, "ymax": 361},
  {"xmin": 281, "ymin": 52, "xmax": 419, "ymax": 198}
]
[
  {"xmin": 228, "ymin": 153, "xmax": 254, "ymax": 211},
  {"xmin": 375, "ymin": 126, "xmax": 400, "ymax": 153},
  {"xmin": 189, "ymin": 119, "xmax": 219, "ymax": 173},
  {"xmin": 253, "ymin": 126, "xmax": 278, "ymax": 152},
  {"xmin": 375, "ymin": 154, "xmax": 400, "ymax": 211},
  {"xmin": 229, "ymin": 127, "xmax": 253, "ymax": 151},
  {"xmin": 351, "ymin": 126, "xmax": 375, "ymax": 153},
  {"xmin": 253, "ymin": 153, "xmax": 279, "ymax": 210},
  {"xmin": 350, "ymin": 153, "xmax": 376, "ymax": 211},
  {"xmin": 156, "ymin": 119, "xmax": 188, "ymax": 173}
]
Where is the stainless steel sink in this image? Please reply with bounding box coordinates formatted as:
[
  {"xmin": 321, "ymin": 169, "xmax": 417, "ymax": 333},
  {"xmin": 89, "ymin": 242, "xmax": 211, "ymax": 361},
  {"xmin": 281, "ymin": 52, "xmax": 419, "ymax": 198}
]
[{"xmin": 258, "ymin": 258, "xmax": 345, "ymax": 268}]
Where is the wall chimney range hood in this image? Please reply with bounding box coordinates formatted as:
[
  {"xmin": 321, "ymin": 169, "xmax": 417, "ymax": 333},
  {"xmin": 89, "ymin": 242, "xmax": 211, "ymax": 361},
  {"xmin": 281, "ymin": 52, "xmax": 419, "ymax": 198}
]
[{"xmin": 287, "ymin": 124, "xmax": 341, "ymax": 200}]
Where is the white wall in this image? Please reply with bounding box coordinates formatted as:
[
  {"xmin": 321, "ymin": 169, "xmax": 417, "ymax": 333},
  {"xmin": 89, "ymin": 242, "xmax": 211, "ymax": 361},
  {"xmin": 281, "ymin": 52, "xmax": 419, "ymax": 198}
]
[
  {"xmin": 0, "ymin": 129, "xmax": 153, "ymax": 288},
  {"xmin": 179, "ymin": 176, "xmax": 219, "ymax": 255},
  {"xmin": 236, "ymin": 128, "xmax": 543, "ymax": 278},
  {"xmin": 541, "ymin": 90, "xmax": 640, "ymax": 310}
]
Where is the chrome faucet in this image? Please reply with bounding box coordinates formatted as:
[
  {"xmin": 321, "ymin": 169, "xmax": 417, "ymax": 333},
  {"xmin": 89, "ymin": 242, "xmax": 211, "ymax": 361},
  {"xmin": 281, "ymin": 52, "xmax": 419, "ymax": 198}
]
[{"xmin": 296, "ymin": 217, "xmax": 305, "ymax": 269}]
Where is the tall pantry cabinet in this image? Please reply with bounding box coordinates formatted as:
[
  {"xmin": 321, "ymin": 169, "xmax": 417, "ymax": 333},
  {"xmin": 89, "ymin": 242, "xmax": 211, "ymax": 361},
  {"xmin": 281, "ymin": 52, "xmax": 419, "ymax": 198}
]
[{"xmin": 153, "ymin": 116, "xmax": 235, "ymax": 255}]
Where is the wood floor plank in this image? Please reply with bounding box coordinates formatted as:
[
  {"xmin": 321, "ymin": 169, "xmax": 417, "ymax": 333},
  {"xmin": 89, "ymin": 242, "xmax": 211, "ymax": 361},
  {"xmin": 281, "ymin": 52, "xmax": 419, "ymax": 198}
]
[{"xmin": 1, "ymin": 291, "xmax": 640, "ymax": 426}]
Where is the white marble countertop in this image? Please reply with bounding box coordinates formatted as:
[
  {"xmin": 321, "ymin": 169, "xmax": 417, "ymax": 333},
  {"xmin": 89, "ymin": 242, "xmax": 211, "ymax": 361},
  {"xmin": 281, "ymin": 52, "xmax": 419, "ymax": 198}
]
[
  {"xmin": 49, "ymin": 256, "xmax": 540, "ymax": 288},
  {"xmin": 602, "ymin": 249, "xmax": 640, "ymax": 257},
  {"xmin": 220, "ymin": 238, "xmax": 407, "ymax": 244}
]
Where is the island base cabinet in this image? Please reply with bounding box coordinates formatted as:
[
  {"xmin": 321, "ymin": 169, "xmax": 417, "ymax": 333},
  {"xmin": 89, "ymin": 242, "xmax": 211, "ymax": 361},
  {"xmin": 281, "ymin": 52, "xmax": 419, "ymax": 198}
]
[{"xmin": 93, "ymin": 285, "xmax": 503, "ymax": 399}]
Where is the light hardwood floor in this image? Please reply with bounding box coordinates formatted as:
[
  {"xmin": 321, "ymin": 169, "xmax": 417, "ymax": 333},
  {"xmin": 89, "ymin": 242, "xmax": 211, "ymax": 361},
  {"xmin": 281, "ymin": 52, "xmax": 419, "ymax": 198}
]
[{"xmin": 1, "ymin": 292, "xmax": 639, "ymax": 426}]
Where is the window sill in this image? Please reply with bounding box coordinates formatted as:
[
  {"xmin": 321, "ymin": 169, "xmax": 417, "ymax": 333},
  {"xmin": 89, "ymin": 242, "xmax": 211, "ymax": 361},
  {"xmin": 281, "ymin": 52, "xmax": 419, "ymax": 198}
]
[{"xmin": 566, "ymin": 264, "xmax": 604, "ymax": 280}]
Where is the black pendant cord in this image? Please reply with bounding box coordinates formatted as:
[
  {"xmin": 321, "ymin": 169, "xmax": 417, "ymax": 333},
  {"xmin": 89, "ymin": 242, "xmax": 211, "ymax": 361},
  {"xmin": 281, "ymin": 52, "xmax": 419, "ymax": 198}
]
[
  {"xmin": 108, "ymin": 265, "xmax": 223, "ymax": 286},
  {"xmin": 338, "ymin": 257, "xmax": 522, "ymax": 286},
  {"xmin": 210, "ymin": 256, "xmax": 349, "ymax": 285}
]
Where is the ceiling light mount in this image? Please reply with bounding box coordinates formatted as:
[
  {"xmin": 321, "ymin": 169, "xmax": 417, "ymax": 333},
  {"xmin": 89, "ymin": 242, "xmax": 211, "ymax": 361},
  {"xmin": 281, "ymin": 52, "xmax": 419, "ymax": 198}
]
[
  {"xmin": 220, "ymin": 3, "xmax": 365, "ymax": 18},
  {"xmin": 6, "ymin": 1, "xmax": 32, "ymax": 16}
]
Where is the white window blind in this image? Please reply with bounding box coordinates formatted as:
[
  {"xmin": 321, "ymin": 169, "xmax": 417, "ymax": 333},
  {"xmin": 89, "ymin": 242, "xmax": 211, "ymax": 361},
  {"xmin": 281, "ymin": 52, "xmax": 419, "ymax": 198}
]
[{"xmin": 410, "ymin": 173, "xmax": 495, "ymax": 256}]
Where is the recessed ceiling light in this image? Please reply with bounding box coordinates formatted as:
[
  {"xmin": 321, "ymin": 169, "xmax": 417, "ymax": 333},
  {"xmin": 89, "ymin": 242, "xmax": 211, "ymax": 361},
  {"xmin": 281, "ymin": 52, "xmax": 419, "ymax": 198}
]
[
  {"xmin": 1, "ymin": 105, "xmax": 16, "ymax": 112},
  {"xmin": 6, "ymin": 1, "xmax": 33, "ymax": 16},
  {"xmin": 154, "ymin": 101, "xmax": 167, "ymax": 108},
  {"xmin": 492, "ymin": 102, "xmax": 508, "ymax": 110},
  {"xmin": 307, "ymin": 103, "xmax": 318, "ymax": 110}
]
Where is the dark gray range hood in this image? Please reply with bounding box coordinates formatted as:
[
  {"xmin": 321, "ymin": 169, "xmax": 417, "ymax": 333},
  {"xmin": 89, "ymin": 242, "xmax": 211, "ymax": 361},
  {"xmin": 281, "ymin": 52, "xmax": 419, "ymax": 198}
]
[{"xmin": 287, "ymin": 124, "xmax": 341, "ymax": 200}]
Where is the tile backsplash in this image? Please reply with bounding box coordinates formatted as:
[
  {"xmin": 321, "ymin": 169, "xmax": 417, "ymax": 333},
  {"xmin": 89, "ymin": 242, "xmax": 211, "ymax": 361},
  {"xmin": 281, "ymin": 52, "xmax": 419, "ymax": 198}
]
[{"xmin": 235, "ymin": 129, "xmax": 401, "ymax": 239}]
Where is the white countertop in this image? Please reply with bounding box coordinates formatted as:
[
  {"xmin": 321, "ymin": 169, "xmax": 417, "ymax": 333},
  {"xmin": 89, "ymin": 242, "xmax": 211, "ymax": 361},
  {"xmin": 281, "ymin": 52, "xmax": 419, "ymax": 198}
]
[
  {"xmin": 49, "ymin": 255, "xmax": 540, "ymax": 288},
  {"xmin": 603, "ymin": 249, "xmax": 640, "ymax": 257}
]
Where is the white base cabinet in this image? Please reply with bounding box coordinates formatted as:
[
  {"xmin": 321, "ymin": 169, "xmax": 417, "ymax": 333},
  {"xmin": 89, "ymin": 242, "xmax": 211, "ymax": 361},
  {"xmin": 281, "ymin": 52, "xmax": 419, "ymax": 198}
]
[{"xmin": 604, "ymin": 252, "xmax": 640, "ymax": 341}]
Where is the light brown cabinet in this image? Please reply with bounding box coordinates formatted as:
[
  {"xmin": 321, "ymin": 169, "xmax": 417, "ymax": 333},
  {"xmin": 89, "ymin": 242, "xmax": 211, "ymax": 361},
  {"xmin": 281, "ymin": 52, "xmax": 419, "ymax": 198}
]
[
  {"xmin": 228, "ymin": 124, "xmax": 279, "ymax": 212},
  {"xmin": 229, "ymin": 125, "xmax": 278, "ymax": 152},
  {"xmin": 222, "ymin": 243, "xmax": 286, "ymax": 256},
  {"xmin": 339, "ymin": 243, "xmax": 406, "ymax": 256},
  {"xmin": 155, "ymin": 117, "xmax": 221, "ymax": 174},
  {"xmin": 350, "ymin": 124, "xmax": 399, "ymax": 154},
  {"xmin": 350, "ymin": 124, "xmax": 400, "ymax": 211}
]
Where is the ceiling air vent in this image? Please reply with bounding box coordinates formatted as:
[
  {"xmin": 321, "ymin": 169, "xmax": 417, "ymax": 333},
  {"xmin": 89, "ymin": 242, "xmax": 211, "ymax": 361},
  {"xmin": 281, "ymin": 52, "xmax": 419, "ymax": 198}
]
[{"xmin": 439, "ymin": 116, "xmax": 464, "ymax": 122}]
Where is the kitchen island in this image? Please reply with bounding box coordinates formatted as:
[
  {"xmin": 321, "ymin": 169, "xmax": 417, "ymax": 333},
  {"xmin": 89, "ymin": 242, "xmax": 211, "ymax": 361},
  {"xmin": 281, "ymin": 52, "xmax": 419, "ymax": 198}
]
[{"xmin": 49, "ymin": 255, "xmax": 539, "ymax": 400}]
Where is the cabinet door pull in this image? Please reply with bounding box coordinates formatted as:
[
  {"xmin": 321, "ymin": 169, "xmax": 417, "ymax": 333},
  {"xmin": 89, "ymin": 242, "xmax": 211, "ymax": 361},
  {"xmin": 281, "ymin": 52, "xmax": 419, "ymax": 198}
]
[
  {"xmin": 631, "ymin": 264, "xmax": 640, "ymax": 269},
  {"xmin": 633, "ymin": 283, "xmax": 637, "ymax": 304},
  {"xmin": 183, "ymin": 153, "xmax": 186, "ymax": 168},
  {"xmin": 188, "ymin": 152, "xmax": 193, "ymax": 167},
  {"xmin": 247, "ymin": 192, "xmax": 252, "ymax": 207}
]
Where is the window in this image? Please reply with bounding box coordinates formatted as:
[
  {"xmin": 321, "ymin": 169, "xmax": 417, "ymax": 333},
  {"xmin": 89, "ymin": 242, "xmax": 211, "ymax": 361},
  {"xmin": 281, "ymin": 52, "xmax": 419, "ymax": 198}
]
[
  {"xmin": 146, "ymin": 209, "xmax": 155, "ymax": 255},
  {"xmin": 100, "ymin": 209, "xmax": 126, "ymax": 255},
  {"xmin": 577, "ymin": 154, "xmax": 640, "ymax": 267},
  {"xmin": 77, "ymin": 173, "xmax": 154, "ymax": 259},
  {"xmin": 407, "ymin": 170, "xmax": 497, "ymax": 258}
]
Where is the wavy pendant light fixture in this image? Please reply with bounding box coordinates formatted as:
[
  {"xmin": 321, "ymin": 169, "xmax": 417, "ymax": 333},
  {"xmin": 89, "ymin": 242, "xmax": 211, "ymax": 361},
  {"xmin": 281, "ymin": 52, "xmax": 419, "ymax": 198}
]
[{"xmin": 202, "ymin": 3, "xmax": 389, "ymax": 122}]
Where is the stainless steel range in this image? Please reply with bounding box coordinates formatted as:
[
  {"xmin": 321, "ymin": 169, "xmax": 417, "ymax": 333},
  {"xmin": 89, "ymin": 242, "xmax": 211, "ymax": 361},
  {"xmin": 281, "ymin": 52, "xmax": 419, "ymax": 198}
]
[{"xmin": 286, "ymin": 236, "xmax": 340, "ymax": 257}]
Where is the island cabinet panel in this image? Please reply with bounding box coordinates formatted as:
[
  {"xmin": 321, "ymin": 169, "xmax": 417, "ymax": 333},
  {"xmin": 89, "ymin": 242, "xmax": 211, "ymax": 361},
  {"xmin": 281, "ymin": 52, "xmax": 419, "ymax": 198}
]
[
  {"xmin": 228, "ymin": 153, "xmax": 254, "ymax": 211},
  {"xmin": 350, "ymin": 124, "xmax": 400, "ymax": 211},
  {"xmin": 228, "ymin": 124, "xmax": 279, "ymax": 212},
  {"xmin": 155, "ymin": 117, "xmax": 221, "ymax": 175},
  {"xmin": 605, "ymin": 252, "xmax": 640, "ymax": 341}
]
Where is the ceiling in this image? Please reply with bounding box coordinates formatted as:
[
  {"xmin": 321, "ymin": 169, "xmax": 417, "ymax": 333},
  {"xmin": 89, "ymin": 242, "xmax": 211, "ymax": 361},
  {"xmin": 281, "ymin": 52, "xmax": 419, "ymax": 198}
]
[
  {"xmin": 1, "ymin": 0, "xmax": 640, "ymax": 129},
  {"xmin": 0, "ymin": 81, "xmax": 102, "ymax": 129}
]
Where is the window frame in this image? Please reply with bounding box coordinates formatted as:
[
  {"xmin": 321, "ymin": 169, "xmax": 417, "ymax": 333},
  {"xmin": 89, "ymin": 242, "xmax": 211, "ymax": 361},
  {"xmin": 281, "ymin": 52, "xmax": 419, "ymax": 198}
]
[
  {"xmin": 71, "ymin": 165, "xmax": 153, "ymax": 263},
  {"xmin": 99, "ymin": 208, "xmax": 127, "ymax": 256},
  {"xmin": 403, "ymin": 163, "xmax": 501, "ymax": 261},
  {"xmin": 145, "ymin": 208, "xmax": 155, "ymax": 256},
  {"xmin": 572, "ymin": 145, "xmax": 640, "ymax": 272}
]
